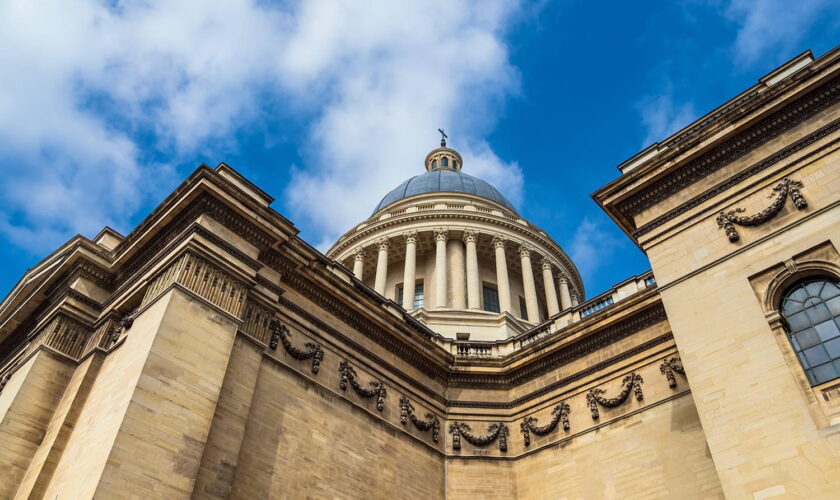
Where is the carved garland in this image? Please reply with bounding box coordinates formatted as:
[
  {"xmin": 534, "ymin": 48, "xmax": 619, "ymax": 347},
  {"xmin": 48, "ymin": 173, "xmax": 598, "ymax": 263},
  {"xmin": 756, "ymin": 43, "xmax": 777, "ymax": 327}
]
[
  {"xmin": 449, "ymin": 422, "xmax": 509, "ymax": 452},
  {"xmin": 520, "ymin": 401, "xmax": 571, "ymax": 446},
  {"xmin": 338, "ymin": 361, "xmax": 387, "ymax": 411},
  {"xmin": 659, "ymin": 357, "xmax": 686, "ymax": 388},
  {"xmin": 399, "ymin": 396, "xmax": 440, "ymax": 442},
  {"xmin": 268, "ymin": 319, "xmax": 324, "ymax": 374},
  {"xmin": 110, "ymin": 309, "xmax": 138, "ymax": 344},
  {"xmin": 716, "ymin": 178, "xmax": 807, "ymax": 243},
  {"xmin": 586, "ymin": 373, "xmax": 644, "ymax": 420}
]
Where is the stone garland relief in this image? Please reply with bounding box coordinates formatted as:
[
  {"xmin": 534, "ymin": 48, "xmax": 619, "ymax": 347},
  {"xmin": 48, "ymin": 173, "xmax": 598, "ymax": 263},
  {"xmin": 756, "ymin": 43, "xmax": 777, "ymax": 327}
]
[
  {"xmin": 449, "ymin": 422, "xmax": 509, "ymax": 452},
  {"xmin": 338, "ymin": 360, "xmax": 387, "ymax": 411},
  {"xmin": 716, "ymin": 178, "xmax": 807, "ymax": 243},
  {"xmin": 110, "ymin": 309, "xmax": 138, "ymax": 344},
  {"xmin": 586, "ymin": 373, "xmax": 644, "ymax": 420},
  {"xmin": 268, "ymin": 319, "xmax": 324, "ymax": 374},
  {"xmin": 399, "ymin": 396, "xmax": 441, "ymax": 442},
  {"xmin": 659, "ymin": 357, "xmax": 686, "ymax": 388},
  {"xmin": 520, "ymin": 401, "xmax": 571, "ymax": 446}
]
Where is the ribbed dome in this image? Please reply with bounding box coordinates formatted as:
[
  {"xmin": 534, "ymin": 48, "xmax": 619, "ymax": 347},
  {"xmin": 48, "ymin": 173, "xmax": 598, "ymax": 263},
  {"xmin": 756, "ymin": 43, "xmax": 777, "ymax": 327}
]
[{"xmin": 373, "ymin": 169, "xmax": 518, "ymax": 214}]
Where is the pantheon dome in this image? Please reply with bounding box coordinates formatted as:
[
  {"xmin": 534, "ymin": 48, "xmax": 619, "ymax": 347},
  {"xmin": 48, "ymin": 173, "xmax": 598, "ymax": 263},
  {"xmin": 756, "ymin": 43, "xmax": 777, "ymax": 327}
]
[{"xmin": 328, "ymin": 140, "xmax": 584, "ymax": 341}]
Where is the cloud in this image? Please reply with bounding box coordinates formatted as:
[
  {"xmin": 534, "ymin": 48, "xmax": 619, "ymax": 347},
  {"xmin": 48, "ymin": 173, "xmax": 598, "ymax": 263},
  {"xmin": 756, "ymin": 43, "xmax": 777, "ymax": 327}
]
[
  {"xmin": 568, "ymin": 217, "xmax": 626, "ymax": 286},
  {"xmin": 723, "ymin": 0, "xmax": 838, "ymax": 66},
  {"xmin": 0, "ymin": 0, "xmax": 524, "ymax": 255},
  {"xmin": 636, "ymin": 90, "xmax": 697, "ymax": 147}
]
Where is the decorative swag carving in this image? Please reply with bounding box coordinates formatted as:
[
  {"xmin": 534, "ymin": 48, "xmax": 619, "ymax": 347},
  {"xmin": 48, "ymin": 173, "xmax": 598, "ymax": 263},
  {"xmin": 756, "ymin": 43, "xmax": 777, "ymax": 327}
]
[
  {"xmin": 659, "ymin": 357, "xmax": 686, "ymax": 388},
  {"xmin": 338, "ymin": 361, "xmax": 387, "ymax": 411},
  {"xmin": 716, "ymin": 178, "xmax": 807, "ymax": 243},
  {"xmin": 110, "ymin": 309, "xmax": 137, "ymax": 344},
  {"xmin": 520, "ymin": 401, "xmax": 571, "ymax": 446},
  {"xmin": 449, "ymin": 422, "xmax": 509, "ymax": 452},
  {"xmin": 586, "ymin": 373, "xmax": 644, "ymax": 420},
  {"xmin": 399, "ymin": 396, "xmax": 440, "ymax": 442},
  {"xmin": 268, "ymin": 319, "xmax": 324, "ymax": 374}
]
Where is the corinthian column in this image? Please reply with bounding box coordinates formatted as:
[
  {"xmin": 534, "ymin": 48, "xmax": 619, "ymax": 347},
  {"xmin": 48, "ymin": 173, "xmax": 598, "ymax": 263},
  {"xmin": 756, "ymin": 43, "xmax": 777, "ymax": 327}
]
[
  {"xmin": 448, "ymin": 238, "xmax": 466, "ymax": 309},
  {"xmin": 352, "ymin": 247, "xmax": 365, "ymax": 280},
  {"xmin": 542, "ymin": 258, "xmax": 560, "ymax": 317},
  {"xmin": 374, "ymin": 238, "xmax": 390, "ymax": 295},
  {"xmin": 434, "ymin": 229, "xmax": 448, "ymax": 308},
  {"xmin": 402, "ymin": 232, "xmax": 418, "ymax": 309},
  {"xmin": 558, "ymin": 275, "xmax": 572, "ymax": 310},
  {"xmin": 570, "ymin": 289, "xmax": 580, "ymax": 307},
  {"xmin": 493, "ymin": 236, "xmax": 512, "ymax": 314},
  {"xmin": 519, "ymin": 244, "xmax": 539, "ymax": 322},
  {"xmin": 464, "ymin": 231, "xmax": 480, "ymax": 309}
]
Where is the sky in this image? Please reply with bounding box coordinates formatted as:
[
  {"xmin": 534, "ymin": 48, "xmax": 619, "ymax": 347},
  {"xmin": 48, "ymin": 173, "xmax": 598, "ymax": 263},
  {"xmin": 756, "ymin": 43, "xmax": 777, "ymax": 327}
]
[{"xmin": 0, "ymin": 0, "xmax": 838, "ymax": 299}]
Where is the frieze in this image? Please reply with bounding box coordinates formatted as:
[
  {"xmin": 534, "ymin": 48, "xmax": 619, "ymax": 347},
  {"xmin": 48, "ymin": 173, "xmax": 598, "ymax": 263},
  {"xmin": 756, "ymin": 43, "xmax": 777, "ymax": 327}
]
[
  {"xmin": 255, "ymin": 274, "xmax": 285, "ymax": 298},
  {"xmin": 450, "ymin": 422, "xmax": 509, "ymax": 452},
  {"xmin": 616, "ymin": 76, "xmax": 839, "ymax": 218},
  {"xmin": 586, "ymin": 373, "xmax": 644, "ymax": 420},
  {"xmin": 339, "ymin": 361, "xmax": 387, "ymax": 411},
  {"xmin": 268, "ymin": 319, "xmax": 324, "ymax": 374},
  {"xmin": 399, "ymin": 396, "xmax": 441, "ymax": 442},
  {"xmin": 634, "ymin": 120, "xmax": 840, "ymax": 238},
  {"xmin": 659, "ymin": 357, "xmax": 686, "ymax": 388},
  {"xmin": 520, "ymin": 401, "xmax": 570, "ymax": 446},
  {"xmin": 716, "ymin": 178, "xmax": 808, "ymax": 243}
]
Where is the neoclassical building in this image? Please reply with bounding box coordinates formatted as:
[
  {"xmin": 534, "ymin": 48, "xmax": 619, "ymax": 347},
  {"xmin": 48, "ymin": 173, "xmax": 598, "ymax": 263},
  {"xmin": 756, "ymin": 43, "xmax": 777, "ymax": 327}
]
[{"xmin": 0, "ymin": 48, "xmax": 838, "ymax": 499}]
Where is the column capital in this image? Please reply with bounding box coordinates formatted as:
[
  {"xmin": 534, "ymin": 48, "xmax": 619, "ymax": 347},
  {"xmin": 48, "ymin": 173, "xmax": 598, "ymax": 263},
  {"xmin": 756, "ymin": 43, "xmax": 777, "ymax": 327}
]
[
  {"xmin": 463, "ymin": 230, "xmax": 479, "ymax": 244},
  {"xmin": 403, "ymin": 231, "xmax": 419, "ymax": 245},
  {"xmin": 519, "ymin": 243, "xmax": 534, "ymax": 259},
  {"xmin": 492, "ymin": 235, "xmax": 507, "ymax": 249},
  {"xmin": 557, "ymin": 275, "xmax": 568, "ymax": 285},
  {"xmin": 541, "ymin": 257, "xmax": 553, "ymax": 270},
  {"xmin": 433, "ymin": 228, "xmax": 449, "ymax": 243},
  {"xmin": 570, "ymin": 290, "xmax": 579, "ymax": 301},
  {"xmin": 376, "ymin": 238, "xmax": 390, "ymax": 252},
  {"xmin": 353, "ymin": 247, "xmax": 365, "ymax": 262}
]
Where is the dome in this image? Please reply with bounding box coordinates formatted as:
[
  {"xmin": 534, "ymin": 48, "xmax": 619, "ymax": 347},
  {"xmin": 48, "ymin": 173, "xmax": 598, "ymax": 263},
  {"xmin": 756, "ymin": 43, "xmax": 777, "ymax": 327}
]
[{"xmin": 373, "ymin": 169, "xmax": 518, "ymax": 214}]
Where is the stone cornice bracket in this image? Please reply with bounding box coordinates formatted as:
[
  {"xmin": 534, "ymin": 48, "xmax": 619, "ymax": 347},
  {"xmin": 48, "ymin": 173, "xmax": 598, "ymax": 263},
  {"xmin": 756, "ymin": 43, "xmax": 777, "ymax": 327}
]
[
  {"xmin": 715, "ymin": 177, "xmax": 808, "ymax": 243},
  {"xmin": 433, "ymin": 228, "xmax": 449, "ymax": 243},
  {"xmin": 659, "ymin": 357, "xmax": 686, "ymax": 388},
  {"xmin": 586, "ymin": 373, "xmax": 644, "ymax": 420},
  {"xmin": 110, "ymin": 309, "xmax": 138, "ymax": 345},
  {"xmin": 353, "ymin": 247, "xmax": 365, "ymax": 262},
  {"xmin": 268, "ymin": 319, "xmax": 324, "ymax": 374},
  {"xmin": 338, "ymin": 360, "xmax": 387, "ymax": 411},
  {"xmin": 449, "ymin": 422, "xmax": 509, "ymax": 452},
  {"xmin": 399, "ymin": 396, "xmax": 440, "ymax": 442},
  {"xmin": 520, "ymin": 401, "xmax": 571, "ymax": 446},
  {"xmin": 492, "ymin": 235, "xmax": 506, "ymax": 249},
  {"xmin": 518, "ymin": 243, "xmax": 533, "ymax": 258},
  {"xmin": 375, "ymin": 237, "xmax": 391, "ymax": 252},
  {"xmin": 403, "ymin": 231, "xmax": 419, "ymax": 245},
  {"xmin": 463, "ymin": 230, "xmax": 478, "ymax": 244}
]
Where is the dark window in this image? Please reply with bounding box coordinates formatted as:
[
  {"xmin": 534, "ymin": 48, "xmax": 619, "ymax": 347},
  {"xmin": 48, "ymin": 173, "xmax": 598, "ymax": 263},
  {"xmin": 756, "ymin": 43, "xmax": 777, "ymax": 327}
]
[
  {"xmin": 442, "ymin": 157, "xmax": 449, "ymax": 167},
  {"xmin": 483, "ymin": 286, "xmax": 500, "ymax": 313},
  {"xmin": 781, "ymin": 278, "xmax": 840, "ymax": 386},
  {"xmin": 397, "ymin": 282, "xmax": 424, "ymax": 310},
  {"xmin": 432, "ymin": 159, "xmax": 437, "ymax": 169},
  {"xmin": 396, "ymin": 284, "xmax": 404, "ymax": 306},
  {"xmin": 519, "ymin": 297, "xmax": 528, "ymax": 321}
]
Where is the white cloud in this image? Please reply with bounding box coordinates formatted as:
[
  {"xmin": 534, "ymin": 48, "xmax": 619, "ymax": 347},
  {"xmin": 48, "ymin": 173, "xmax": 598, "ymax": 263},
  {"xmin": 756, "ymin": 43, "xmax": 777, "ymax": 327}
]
[
  {"xmin": 637, "ymin": 90, "xmax": 697, "ymax": 147},
  {"xmin": 568, "ymin": 217, "xmax": 626, "ymax": 286},
  {"xmin": 0, "ymin": 0, "xmax": 524, "ymax": 254},
  {"xmin": 724, "ymin": 0, "xmax": 838, "ymax": 66}
]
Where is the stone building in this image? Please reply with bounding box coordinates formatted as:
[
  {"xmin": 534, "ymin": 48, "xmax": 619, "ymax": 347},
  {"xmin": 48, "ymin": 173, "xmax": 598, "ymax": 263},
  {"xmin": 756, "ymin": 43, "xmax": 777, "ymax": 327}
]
[{"xmin": 0, "ymin": 47, "xmax": 838, "ymax": 499}]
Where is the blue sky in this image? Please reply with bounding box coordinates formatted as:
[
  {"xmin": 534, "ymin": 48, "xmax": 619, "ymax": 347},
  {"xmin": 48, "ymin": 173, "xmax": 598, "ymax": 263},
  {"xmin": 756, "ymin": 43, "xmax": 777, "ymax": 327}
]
[{"xmin": 0, "ymin": 0, "xmax": 837, "ymax": 299}]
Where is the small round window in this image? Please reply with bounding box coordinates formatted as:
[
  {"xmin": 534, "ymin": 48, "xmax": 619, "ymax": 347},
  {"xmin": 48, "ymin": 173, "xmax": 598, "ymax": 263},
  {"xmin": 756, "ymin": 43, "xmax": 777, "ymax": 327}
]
[{"xmin": 780, "ymin": 278, "xmax": 840, "ymax": 385}]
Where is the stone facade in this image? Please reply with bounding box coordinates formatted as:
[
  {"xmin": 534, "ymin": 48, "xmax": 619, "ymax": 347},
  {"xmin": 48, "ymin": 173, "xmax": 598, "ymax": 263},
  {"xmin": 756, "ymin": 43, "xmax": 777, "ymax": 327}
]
[{"xmin": 0, "ymin": 48, "xmax": 838, "ymax": 499}]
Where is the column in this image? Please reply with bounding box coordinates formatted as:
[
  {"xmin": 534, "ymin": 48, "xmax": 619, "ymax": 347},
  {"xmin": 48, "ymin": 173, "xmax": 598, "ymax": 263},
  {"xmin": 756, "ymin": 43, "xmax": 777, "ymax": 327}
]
[
  {"xmin": 570, "ymin": 289, "xmax": 580, "ymax": 307},
  {"xmin": 402, "ymin": 232, "xmax": 418, "ymax": 309},
  {"xmin": 519, "ymin": 244, "xmax": 539, "ymax": 322},
  {"xmin": 374, "ymin": 238, "xmax": 390, "ymax": 295},
  {"xmin": 558, "ymin": 275, "xmax": 572, "ymax": 310},
  {"xmin": 352, "ymin": 247, "xmax": 364, "ymax": 280},
  {"xmin": 542, "ymin": 258, "xmax": 560, "ymax": 317},
  {"xmin": 448, "ymin": 238, "xmax": 466, "ymax": 309},
  {"xmin": 464, "ymin": 231, "xmax": 480, "ymax": 309},
  {"xmin": 434, "ymin": 229, "xmax": 448, "ymax": 308},
  {"xmin": 492, "ymin": 236, "xmax": 512, "ymax": 314}
]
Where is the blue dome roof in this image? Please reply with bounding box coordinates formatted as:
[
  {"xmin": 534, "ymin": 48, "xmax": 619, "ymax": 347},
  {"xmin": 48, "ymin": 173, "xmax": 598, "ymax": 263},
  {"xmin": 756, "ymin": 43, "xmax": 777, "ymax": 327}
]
[{"xmin": 373, "ymin": 169, "xmax": 517, "ymax": 214}]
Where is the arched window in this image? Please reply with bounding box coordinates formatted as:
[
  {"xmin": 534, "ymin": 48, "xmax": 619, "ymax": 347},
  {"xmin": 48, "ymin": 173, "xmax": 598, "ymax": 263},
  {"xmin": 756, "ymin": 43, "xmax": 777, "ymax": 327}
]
[
  {"xmin": 780, "ymin": 278, "xmax": 840, "ymax": 385},
  {"xmin": 432, "ymin": 159, "xmax": 437, "ymax": 169},
  {"xmin": 442, "ymin": 157, "xmax": 449, "ymax": 167}
]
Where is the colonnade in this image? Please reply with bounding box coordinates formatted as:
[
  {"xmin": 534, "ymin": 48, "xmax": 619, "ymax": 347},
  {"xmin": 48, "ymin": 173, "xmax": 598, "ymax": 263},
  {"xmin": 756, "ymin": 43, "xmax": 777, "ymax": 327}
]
[{"xmin": 350, "ymin": 229, "xmax": 579, "ymax": 322}]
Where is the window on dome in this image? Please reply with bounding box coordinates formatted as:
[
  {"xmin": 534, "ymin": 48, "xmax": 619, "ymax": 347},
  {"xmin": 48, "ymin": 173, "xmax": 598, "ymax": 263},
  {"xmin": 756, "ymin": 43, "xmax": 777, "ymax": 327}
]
[
  {"xmin": 482, "ymin": 285, "xmax": 500, "ymax": 313},
  {"xmin": 432, "ymin": 159, "xmax": 437, "ymax": 169},
  {"xmin": 519, "ymin": 297, "xmax": 528, "ymax": 321},
  {"xmin": 442, "ymin": 157, "xmax": 449, "ymax": 167},
  {"xmin": 396, "ymin": 281, "xmax": 424, "ymax": 310},
  {"xmin": 780, "ymin": 278, "xmax": 840, "ymax": 386}
]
